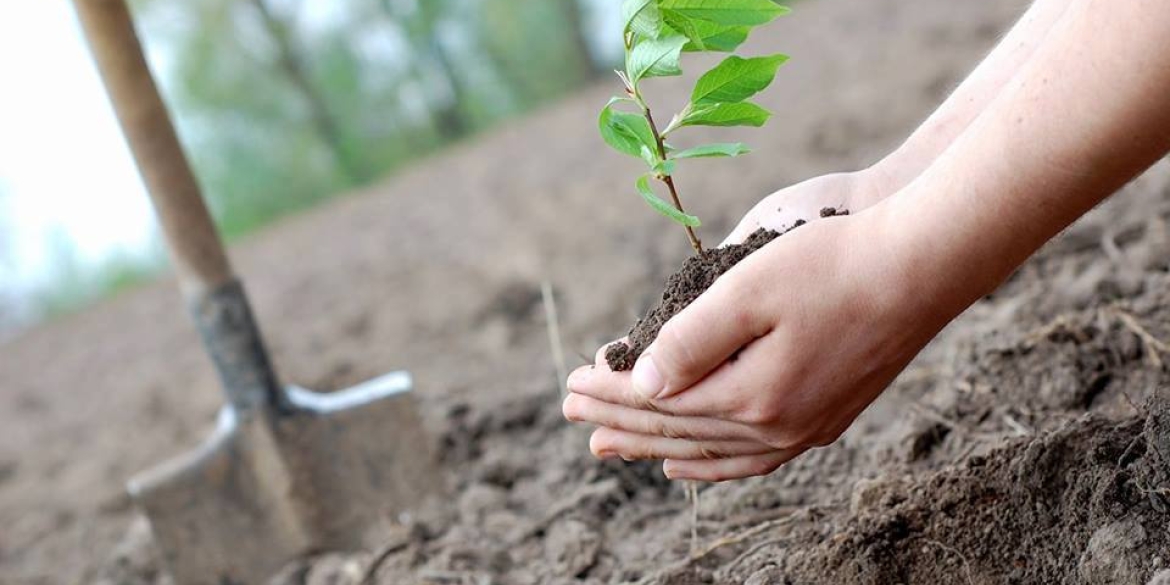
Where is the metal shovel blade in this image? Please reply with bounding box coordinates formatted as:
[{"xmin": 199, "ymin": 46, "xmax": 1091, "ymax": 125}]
[{"xmin": 128, "ymin": 372, "xmax": 441, "ymax": 585}]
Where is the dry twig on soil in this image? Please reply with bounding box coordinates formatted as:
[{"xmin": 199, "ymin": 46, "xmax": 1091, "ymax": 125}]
[
  {"xmin": 541, "ymin": 281, "xmax": 569, "ymax": 397},
  {"xmin": 924, "ymin": 538, "xmax": 975, "ymax": 585},
  {"xmin": 686, "ymin": 481, "xmax": 700, "ymax": 554},
  {"xmin": 908, "ymin": 403, "xmax": 1004, "ymax": 441},
  {"xmin": 636, "ymin": 511, "xmax": 808, "ymax": 584},
  {"xmin": 1105, "ymin": 307, "xmax": 1170, "ymax": 369},
  {"xmin": 1002, "ymin": 413, "xmax": 1033, "ymax": 436},
  {"xmin": 359, "ymin": 540, "xmax": 412, "ymax": 585}
]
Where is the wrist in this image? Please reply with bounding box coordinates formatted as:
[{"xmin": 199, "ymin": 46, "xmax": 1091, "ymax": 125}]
[
  {"xmin": 868, "ymin": 186, "xmax": 1000, "ymax": 328},
  {"xmin": 867, "ymin": 149, "xmax": 920, "ymax": 192},
  {"xmin": 853, "ymin": 159, "xmax": 913, "ymax": 211}
]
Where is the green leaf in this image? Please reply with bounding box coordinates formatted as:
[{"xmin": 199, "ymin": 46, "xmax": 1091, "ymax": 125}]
[
  {"xmin": 662, "ymin": 9, "xmax": 705, "ymax": 50},
  {"xmin": 671, "ymin": 143, "xmax": 752, "ymax": 159},
  {"xmin": 599, "ymin": 100, "xmax": 658, "ymax": 158},
  {"xmin": 639, "ymin": 144, "xmax": 660, "ymax": 168},
  {"xmin": 691, "ymin": 54, "xmax": 788, "ymax": 105},
  {"xmin": 622, "ymin": 0, "xmax": 663, "ymax": 39},
  {"xmin": 639, "ymin": 145, "xmax": 676, "ymax": 176},
  {"xmin": 682, "ymin": 22, "xmax": 751, "ymax": 52},
  {"xmin": 679, "ymin": 102, "xmax": 772, "ymax": 128},
  {"xmin": 656, "ymin": 159, "xmax": 678, "ymax": 176},
  {"xmin": 636, "ymin": 175, "xmax": 701, "ymax": 227},
  {"xmin": 658, "ymin": 0, "xmax": 790, "ymax": 26},
  {"xmin": 626, "ymin": 34, "xmax": 688, "ymax": 83}
]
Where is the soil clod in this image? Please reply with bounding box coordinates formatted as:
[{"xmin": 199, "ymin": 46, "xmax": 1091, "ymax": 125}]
[{"xmin": 606, "ymin": 207, "xmax": 849, "ymax": 372}]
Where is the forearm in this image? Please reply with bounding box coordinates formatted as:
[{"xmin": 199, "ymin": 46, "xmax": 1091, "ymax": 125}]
[
  {"xmin": 868, "ymin": 0, "xmax": 1071, "ymax": 192},
  {"xmin": 893, "ymin": 0, "xmax": 1170, "ymax": 314}
]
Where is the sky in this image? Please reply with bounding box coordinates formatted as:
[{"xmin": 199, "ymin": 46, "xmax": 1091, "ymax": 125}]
[{"xmin": 0, "ymin": 2, "xmax": 159, "ymax": 307}]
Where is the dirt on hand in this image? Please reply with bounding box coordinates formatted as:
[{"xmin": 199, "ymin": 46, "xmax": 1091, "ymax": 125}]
[
  {"xmin": 605, "ymin": 227, "xmax": 779, "ymax": 371},
  {"xmin": 605, "ymin": 207, "xmax": 849, "ymax": 372}
]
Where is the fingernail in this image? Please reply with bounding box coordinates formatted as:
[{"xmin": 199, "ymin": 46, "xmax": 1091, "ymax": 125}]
[
  {"xmin": 632, "ymin": 354, "xmax": 665, "ymax": 398},
  {"xmin": 662, "ymin": 461, "xmax": 677, "ymax": 479},
  {"xmin": 566, "ymin": 367, "xmax": 587, "ymax": 392}
]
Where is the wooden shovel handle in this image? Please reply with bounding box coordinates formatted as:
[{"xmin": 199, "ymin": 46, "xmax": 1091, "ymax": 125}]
[{"xmin": 74, "ymin": 0, "xmax": 233, "ymax": 296}]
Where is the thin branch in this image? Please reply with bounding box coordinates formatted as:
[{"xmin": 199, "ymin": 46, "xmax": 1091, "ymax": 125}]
[{"xmin": 641, "ymin": 104, "xmax": 704, "ymax": 255}]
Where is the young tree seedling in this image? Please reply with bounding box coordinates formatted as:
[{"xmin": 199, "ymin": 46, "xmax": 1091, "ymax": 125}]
[{"xmin": 600, "ymin": 0, "xmax": 790, "ymax": 255}]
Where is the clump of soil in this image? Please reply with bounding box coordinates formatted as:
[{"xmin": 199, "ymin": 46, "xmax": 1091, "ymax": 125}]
[
  {"xmin": 775, "ymin": 413, "xmax": 1170, "ymax": 585},
  {"xmin": 606, "ymin": 207, "xmax": 849, "ymax": 371}
]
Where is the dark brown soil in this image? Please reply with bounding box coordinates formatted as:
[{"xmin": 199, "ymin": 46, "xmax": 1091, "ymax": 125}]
[
  {"xmin": 604, "ymin": 227, "xmax": 780, "ymax": 371},
  {"xmin": 605, "ymin": 208, "xmax": 847, "ymax": 371}
]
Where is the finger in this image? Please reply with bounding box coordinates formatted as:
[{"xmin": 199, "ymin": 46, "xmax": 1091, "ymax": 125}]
[
  {"xmin": 562, "ymin": 393, "xmax": 754, "ymax": 441},
  {"xmin": 631, "ymin": 267, "xmax": 772, "ymax": 400},
  {"xmin": 663, "ymin": 449, "xmax": 804, "ymax": 482},
  {"xmin": 589, "ymin": 427, "xmax": 773, "ymax": 461},
  {"xmin": 718, "ymin": 195, "xmax": 800, "ymax": 248},
  {"xmin": 568, "ymin": 359, "xmax": 742, "ymax": 419},
  {"xmin": 656, "ymin": 332, "xmax": 786, "ymax": 425},
  {"xmin": 568, "ymin": 363, "xmax": 639, "ymax": 406}
]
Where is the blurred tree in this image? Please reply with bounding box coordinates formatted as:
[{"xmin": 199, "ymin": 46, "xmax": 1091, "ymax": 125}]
[
  {"xmin": 477, "ymin": 0, "xmax": 600, "ymax": 109},
  {"xmin": 558, "ymin": 0, "xmax": 603, "ymax": 79},
  {"xmin": 378, "ymin": 0, "xmax": 470, "ymax": 141},
  {"xmin": 246, "ymin": 0, "xmax": 372, "ymax": 185},
  {"xmin": 133, "ymin": 0, "xmax": 352, "ymax": 236},
  {"xmin": 130, "ymin": 0, "xmax": 609, "ymax": 238}
]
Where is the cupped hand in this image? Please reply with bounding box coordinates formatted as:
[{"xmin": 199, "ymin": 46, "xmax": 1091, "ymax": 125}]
[
  {"xmin": 718, "ymin": 170, "xmax": 888, "ymax": 246},
  {"xmin": 564, "ymin": 196, "xmax": 954, "ymax": 482}
]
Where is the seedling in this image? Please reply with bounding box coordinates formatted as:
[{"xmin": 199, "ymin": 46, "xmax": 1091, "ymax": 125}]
[{"xmin": 600, "ymin": 0, "xmax": 790, "ymax": 255}]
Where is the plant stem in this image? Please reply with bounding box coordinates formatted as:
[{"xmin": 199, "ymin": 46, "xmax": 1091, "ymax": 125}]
[{"xmin": 641, "ymin": 104, "xmax": 705, "ymax": 256}]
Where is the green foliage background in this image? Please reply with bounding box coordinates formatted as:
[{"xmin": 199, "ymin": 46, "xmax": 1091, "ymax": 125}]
[{"xmin": 134, "ymin": 0, "xmax": 607, "ymax": 239}]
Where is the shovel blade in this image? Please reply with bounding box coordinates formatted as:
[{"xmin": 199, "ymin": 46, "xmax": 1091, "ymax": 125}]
[
  {"xmin": 128, "ymin": 408, "xmax": 309, "ymax": 585},
  {"xmin": 129, "ymin": 372, "xmax": 441, "ymax": 585}
]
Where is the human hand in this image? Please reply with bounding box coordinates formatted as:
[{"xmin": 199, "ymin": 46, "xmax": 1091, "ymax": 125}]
[
  {"xmin": 564, "ymin": 197, "xmax": 956, "ymax": 481},
  {"xmin": 718, "ymin": 169, "xmax": 888, "ymax": 246}
]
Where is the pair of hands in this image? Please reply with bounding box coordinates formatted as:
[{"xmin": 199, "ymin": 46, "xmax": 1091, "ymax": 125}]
[
  {"xmin": 563, "ymin": 171, "xmax": 952, "ymax": 481},
  {"xmin": 564, "ymin": 0, "xmax": 1170, "ymax": 482}
]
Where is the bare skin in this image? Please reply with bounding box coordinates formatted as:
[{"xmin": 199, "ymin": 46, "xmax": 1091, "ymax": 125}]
[
  {"xmin": 564, "ymin": 0, "xmax": 1170, "ymax": 481},
  {"xmin": 720, "ymin": 0, "xmax": 1072, "ymax": 246}
]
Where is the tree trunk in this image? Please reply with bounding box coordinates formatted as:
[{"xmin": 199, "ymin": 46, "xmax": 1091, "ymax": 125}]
[
  {"xmin": 248, "ymin": 0, "xmax": 370, "ymax": 185},
  {"xmin": 378, "ymin": 0, "xmax": 472, "ymax": 141},
  {"xmin": 426, "ymin": 36, "xmax": 471, "ymax": 140},
  {"xmin": 557, "ymin": 0, "xmax": 602, "ymax": 80}
]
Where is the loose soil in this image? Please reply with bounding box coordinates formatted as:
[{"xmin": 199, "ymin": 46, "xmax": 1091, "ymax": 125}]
[
  {"xmin": 605, "ymin": 227, "xmax": 781, "ymax": 372},
  {"xmin": 3, "ymin": 1, "xmax": 1169, "ymax": 584},
  {"xmin": 606, "ymin": 208, "xmax": 848, "ymax": 372}
]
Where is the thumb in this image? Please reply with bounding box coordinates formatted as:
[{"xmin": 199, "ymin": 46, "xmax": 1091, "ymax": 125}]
[{"xmin": 632, "ymin": 269, "xmax": 769, "ymax": 399}]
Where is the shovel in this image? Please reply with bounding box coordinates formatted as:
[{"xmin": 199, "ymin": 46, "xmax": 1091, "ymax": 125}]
[{"xmin": 72, "ymin": 1, "xmax": 443, "ymax": 583}]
